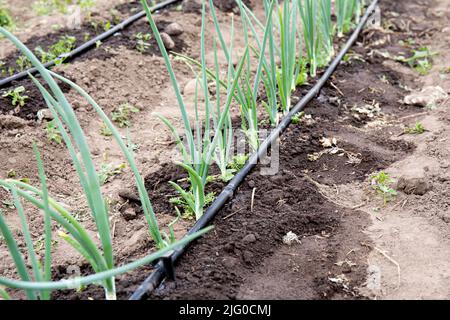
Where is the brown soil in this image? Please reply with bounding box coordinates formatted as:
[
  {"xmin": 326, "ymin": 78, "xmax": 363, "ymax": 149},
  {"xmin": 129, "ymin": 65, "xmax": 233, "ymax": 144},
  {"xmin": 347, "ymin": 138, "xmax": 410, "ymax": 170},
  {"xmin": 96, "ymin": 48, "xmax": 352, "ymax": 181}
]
[
  {"xmin": 0, "ymin": 0, "xmax": 259, "ymax": 300},
  {"xmin": 0, "ymin": 76, "xmax": 74, "ymax": 120},
  {"xmin": 0, "ymin": 1, "xmax": 185, "ymax": 120},
  {"xmin": 0, "ymin": 0, "xmax": 135, "ymax": 59},
  {"xmin": 144, "ymin": 0, "xmax": 446, "ymax": 300},
  {"xmin": 1, "ymin": 0, "xmax": 449, "ymax": 301},
  {"xmin": 148, "ymin": 122, "xmax": 379, "ymax": 299},
  {"xmin": 0, "ymin": 1, "xmax": 251, "ymax": 120},
  {"xmin": 357, "ymin": 0, "xmax": 450, "ymax": 299}
]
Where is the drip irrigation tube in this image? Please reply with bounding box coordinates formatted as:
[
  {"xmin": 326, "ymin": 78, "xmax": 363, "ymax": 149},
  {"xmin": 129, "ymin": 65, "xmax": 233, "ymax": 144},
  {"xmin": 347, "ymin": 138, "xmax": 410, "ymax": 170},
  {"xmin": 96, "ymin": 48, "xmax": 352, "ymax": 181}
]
[
  {"xmin": 0, "ymin": 0, "xmax": 182, "ymax": 88},
  {"xmin": 130, "ymin": 0, "xmax": 380, "ymax": 300}
]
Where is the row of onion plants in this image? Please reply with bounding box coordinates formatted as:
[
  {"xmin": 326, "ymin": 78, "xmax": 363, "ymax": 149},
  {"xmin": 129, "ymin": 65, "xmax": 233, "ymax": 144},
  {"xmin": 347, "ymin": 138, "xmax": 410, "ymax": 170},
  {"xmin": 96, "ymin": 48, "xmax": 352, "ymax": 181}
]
[
  {"xmin": 141, "ymin": 0, "xmax": 365, "ymax": 221},
  {"xmin": 0, "ymin": 26, "xmax": 211, "ymax": 300}
]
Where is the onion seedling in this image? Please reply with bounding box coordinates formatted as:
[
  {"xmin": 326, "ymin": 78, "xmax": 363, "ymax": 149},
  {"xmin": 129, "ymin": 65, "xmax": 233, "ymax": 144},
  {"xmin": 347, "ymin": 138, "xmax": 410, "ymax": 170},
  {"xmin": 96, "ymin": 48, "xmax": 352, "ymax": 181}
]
[
  {"xmin": 232, "ymin": 0, "xmax": 276, "ymax": 151},
  {"xmin": 0, "ymin": 26, "xmax": 210, "ymax": 300},
  {"xmin": 174, "ymin": 33, "xmax": 237, "ymax": 183},
  {"xmin": 275, "ymin": 0, "xmax": 303, "ymax": 114},
  {"xmin": 237, "ymin": 0, "xmax": 303, "ymax": 123},
  {"xmin": 319, "ymin": 0, "xmax": 333, "ymax": 62},
  {"xmin": 140, "ymin": 0, "xmax": 247, "ymax": 220},
  {"xmin": 235, "ymin": 0, "xmax": 280, "ymax": 127},
  {"xmin": 298, "ymin": 0, "xmax": 320, "ymax": 76},
  {"xmin": 172, "ymin": 13, "xmax": 243, "ymax": 180},
  {"xmin": 211, "ymin": 36, "xmax": 235, "ymax": 182},
  {"xmin": 335, "ymin": 0, "xmax": 360, "ymax": 37},
  {"xmin": 298, "ymin": 0, "xmax": 334, "ymax": 76},
  {"xmin": 233, "ymin": 0, "xmax": 259, "ymax": 152},
  {"xmin": 354, "ymin": 0, "xmax": 365, "ymax": 24},
  {"xmin": 211, "ymin": 0, "xmax": 276, "ymax": 150}
]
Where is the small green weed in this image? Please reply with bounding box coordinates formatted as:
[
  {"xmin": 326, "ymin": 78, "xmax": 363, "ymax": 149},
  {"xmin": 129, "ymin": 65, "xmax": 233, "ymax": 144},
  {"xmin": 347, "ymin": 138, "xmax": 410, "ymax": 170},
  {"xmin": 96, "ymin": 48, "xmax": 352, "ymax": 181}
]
[
  {"xmin": 370, "ymin": 171, "xmax": 397, "ymax": 204},
  {"xmin": 46, "ymin": 120, "xmax": 63, "ymax": 144},
  {"xmin": 135, "ymin": 32, "xmax": 152, "ymax": 53},
  {"xmin": 404, "ymin": 122, "xmax": 425, "ymax": 135},
  {"xmin": 0, "ymin": 7, "xmax": 13, "ymax": 28},
  {"xmin": 170, "ymin": 192, "xmax": 216, "ymax": 220},
  {"xmin": 100, "ymin": 123, "xmax": 112, "ymax": 137},
  {"xmin": 35, "ymin": 35, "xmax": 76, "ymax": 64},
  {"xmin": 396, "ymin": 47, "xmax": 438, "ymax": 75},
  {"xmin": 16, "ymin": 55, "xmax": 32, "ymax": 71},
  {"xmin": 291, "ymin": 112, "xmax": 305, "ymax": 125},
  {"xmin": 229, "ymin": 154, "xmax": 249, "ymax": 172},
  {"xmin": 97, "ymin": 163, "xmax": 126, "ymax": 185},
  {"xmin": 111, "ymin": 103, "xmax": 139, "ymax": 128},
  {"xmin": 2, "ymin": 86, "xmax": 28, "ymax": 107}
]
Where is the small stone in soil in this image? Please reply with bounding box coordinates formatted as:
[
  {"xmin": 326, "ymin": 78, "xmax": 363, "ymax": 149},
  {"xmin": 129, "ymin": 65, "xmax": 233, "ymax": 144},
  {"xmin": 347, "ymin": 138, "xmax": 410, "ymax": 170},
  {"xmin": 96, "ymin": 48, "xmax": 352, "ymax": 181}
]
[
  {"xmin": 121, "ymin": 207, "xmax": 137, "ymax": 221},
  {"xmin": 164, "ymin": 22, "xmax": 184, "ymax": 36},
  {"xmin": 38, "ymin": 109, "xmax": 54, "ymax": 121},
  {"xmin": 223, "ymin": 242, "xmax": 235, "ymax": 253},
  {"xmin": 118, "ymin": 189, "xmax": 141, "ymax": 203},
  {"xmin": 222, "ymin": 257, "xmax": 239, "ymax": 268},
  {"xmin": 242, "ymin": 234, "xmax": 257, "ymax": 243},
  {"xmin": 123, "ymin": 229, "xmax": 148, "ymax": 252},
  {"xmin": 242, "ymin": 250, "xmax": 254, "ymax": 264},
  {"xmin": 183, "ymin": 78, "xmax": 205, "ymax": 100}
]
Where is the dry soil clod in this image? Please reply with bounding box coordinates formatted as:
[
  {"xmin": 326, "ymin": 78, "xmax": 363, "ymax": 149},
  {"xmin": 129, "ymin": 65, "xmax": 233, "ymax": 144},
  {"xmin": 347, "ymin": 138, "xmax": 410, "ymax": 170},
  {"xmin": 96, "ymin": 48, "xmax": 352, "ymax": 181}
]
[
  {"xmin": 160, "ymin": 32, "xmax": 175, "ymax": 50},
  {"xmin": 164, "ymin": 22, "xmax": 184, "ymax": 36},
  {"xmin": 396, "ymin": 177, "xmax": 430, "ymax": 195}
]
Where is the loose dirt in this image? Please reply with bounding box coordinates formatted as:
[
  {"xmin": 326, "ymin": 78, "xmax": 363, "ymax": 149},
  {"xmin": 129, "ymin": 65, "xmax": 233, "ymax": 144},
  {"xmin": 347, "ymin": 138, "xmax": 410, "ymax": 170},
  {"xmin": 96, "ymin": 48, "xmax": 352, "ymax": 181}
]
[
  {"xmin": 1, "ymin": 0, "xmax": 450, "ymax": 300},
  {"xmin": 355, "ymin": 0, "xmax": 450, "ymax": 299},
  {"xmin": 147, "ymin": 0, "xmax": 450, "ymax": 300},
  {"xmin": 0, "ymin": 0, "xmax": 261, "ymax": 300}
]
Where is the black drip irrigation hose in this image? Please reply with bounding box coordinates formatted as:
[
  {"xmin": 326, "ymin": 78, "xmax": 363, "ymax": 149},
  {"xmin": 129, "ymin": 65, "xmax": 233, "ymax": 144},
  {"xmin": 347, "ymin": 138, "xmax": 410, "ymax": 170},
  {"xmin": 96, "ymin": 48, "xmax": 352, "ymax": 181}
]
[
  {"xmin": 130, "ymin": 0, "xmax": 380, "ymax": 300},
  {"xmin": 0, "ymin": 0, "xmax": 182, "ymax": 88}
]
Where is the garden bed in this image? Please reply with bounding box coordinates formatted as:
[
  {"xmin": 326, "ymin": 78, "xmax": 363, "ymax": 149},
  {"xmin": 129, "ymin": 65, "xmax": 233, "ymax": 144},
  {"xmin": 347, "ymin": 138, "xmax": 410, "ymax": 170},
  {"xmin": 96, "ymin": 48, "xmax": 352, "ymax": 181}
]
[{"xmin": 0, "ymin": 0, "xmax": 448, "ymax": 300}]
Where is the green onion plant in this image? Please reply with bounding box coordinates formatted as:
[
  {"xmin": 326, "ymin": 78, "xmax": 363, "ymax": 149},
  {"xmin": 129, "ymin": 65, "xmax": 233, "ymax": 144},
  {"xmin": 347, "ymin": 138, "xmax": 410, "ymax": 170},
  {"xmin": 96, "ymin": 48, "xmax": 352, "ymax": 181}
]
[
  {"xmin": 211, "ymin": 36, "xmax": 236, "ymax": 182},
  {"xmin": 274, "ymin": 0, "xmax": 303, "ymax": 114},
  {"xmin": 336, "ymin": 0, "xmax": 360, "ymax": 37},
  {"xmin": 140, "ymin": 0, "xmax": 247, "ymax": 220},
  {"xmin": 298, "ymin": 0, "xmax": 334, "ymax": 76},
  {"xmin": 298, "ymin": 0, "xmax": 320, "ymax": 76},
  {"xmin": 237, "ymin": 0, "xmax": 280, "ymax": 127},
  {"xmin": 0, "ymin": 26, "xmax": 210, "ymax": 300},
  {"xmin": 237, "ymin": 0, "xmax": 303, "ymax": 125},
  {"xmin": 232, "ymin": 0, "xmax": 276, "ymax": 151},
  {"xmin": 318, "ymin": 0, "xmax": 334, "ymax": 65}
]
